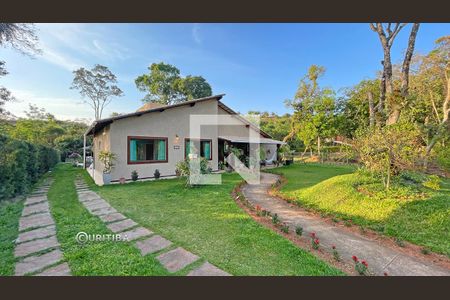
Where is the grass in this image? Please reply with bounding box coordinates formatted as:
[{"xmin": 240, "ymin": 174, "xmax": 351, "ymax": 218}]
[
  {"xmin": 269, "ymin": 163, "xmax": 450, "ymax": 256},
  {"xmin": 0, "ymin": 200, "xmax": 23, "ymax": 275},
  {"xmin": 90, "ymin": 170, "xmax": 344, "ymax": 275},
  {"xmin": 48, "ymin": 164, "xmax": 170, "ymax": 275}
]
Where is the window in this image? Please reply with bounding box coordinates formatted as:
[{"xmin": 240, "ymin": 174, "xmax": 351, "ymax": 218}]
[
  {"xmin": 128, "ymin": 136, "xmax": 167, "ymax": 164},
  {"xmin": 185, "ymin": 139, "xmax": 212, "ymax": 160}
]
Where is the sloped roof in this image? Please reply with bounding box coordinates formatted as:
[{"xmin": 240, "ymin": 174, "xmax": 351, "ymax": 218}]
[{"xmin": 84, "ymin": 94, "xmax": 271, "ymax": 139}]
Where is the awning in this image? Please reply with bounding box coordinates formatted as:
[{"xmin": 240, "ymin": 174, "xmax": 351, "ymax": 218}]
[{"xmin": 219, "ymin": 136, "xmax": 286, "ymax": 145}]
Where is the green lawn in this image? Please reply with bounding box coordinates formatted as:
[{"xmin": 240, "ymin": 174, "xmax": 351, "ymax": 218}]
[
  {"xmin": 48, "ymin": 164, "xmax": 170, "ymax": 275},
  {"xmin": 0, "ymin": 200, "xmax": 23, "ymax": 275},
  {"xmin": 269, "ymin": 163, "xmax": 450, "ymax": 256},
  {"xmin": 89, "ymin": 169, "xmax": 343, "ymax": 275}
]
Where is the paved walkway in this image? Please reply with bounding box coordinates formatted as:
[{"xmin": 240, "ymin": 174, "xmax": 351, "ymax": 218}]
[
  {"xmin": 242, "ymin": 172, "xmax": 450, "ymax": 276},
  {"xmin": 75, "ymin": 177, "xmax": 230, "ymax": 276},
  {"xmin": 14, "ymin": 178, "xmax": 71, "ymax": 276}
]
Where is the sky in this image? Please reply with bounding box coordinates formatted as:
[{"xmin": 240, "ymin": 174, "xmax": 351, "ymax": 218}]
[{"xmin": 1, "ymin": 23, "xmax": 449, "ymax": 123}]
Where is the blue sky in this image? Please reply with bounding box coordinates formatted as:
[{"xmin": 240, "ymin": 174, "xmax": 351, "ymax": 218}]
[{"xmin": 1, "ymin": 23, "xmax": 449, "ymax": 122}]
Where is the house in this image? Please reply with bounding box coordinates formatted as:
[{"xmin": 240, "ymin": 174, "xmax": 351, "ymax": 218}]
[{"xmin": 84, "ymin": 94, "xmax": 285, "ymax": 185}]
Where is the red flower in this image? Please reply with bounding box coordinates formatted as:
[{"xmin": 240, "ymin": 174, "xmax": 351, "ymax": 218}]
[
  {"xmin": 383, "ymin": 272, "xmax": 389, "ymax": 276},
  {"xmin": 310, "ymin": 232, "xmax": 316, "ymax": 238},
  {"xmin": 332, "ymin": 245, "xmax": 336, "ymax": 249},
  {"xmin": 314, "ymin": 238, "xmax": 320, "ymax": 244},
  {"xmin": 352, "ymin": 255, "xmax": 358, "ymax": 262},
  {"xmin": 361, "ymin": 260, "xmax": 368, "ymax": 267}
]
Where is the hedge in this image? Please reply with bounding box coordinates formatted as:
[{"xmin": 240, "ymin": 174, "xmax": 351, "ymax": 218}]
[{"xmin": 0, "ymin": 135, "xmax": 59, "ymax": 201}]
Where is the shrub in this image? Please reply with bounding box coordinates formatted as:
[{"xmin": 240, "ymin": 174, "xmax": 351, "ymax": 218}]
[
  {"xmin": 98, "ymin": 151, "xmax": 116, "ymax": 174},
  {"xmin": 310, "ymin": 232, "xmax": 319, "ymax": 250},
  {"xmin": 272, "ymin": 213, "xmax": 280, "ymax": 225},
  {"xmin": 0, "ymin": 134, "xmax": 59, "ymax": 201},
  {"xmin": 280, "ymin": 222, "xmax": 289, "ymax": 233},
  {"xmin": 295, "ymin": 226, "xmax": 303, "ymax": 236},
  {"xmin": 176, "ymin": 157, "xmax": 210, "ymax": 186},
  {"xmin": 422, "ymin": 175, "xmax": 441, "ymax": 190},
  {"xmin": 332, "ymin": 245, "xmax": 340, "ymax": 261},
  {"xmin": 131, "ymin": 170, "xmax": 139, "ymax": 181},
  {"xmin": 354, "ymin": 123, "xmax": 424, "ymax": 189}
]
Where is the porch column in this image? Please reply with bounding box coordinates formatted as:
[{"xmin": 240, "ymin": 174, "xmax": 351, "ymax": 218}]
[{"xmin": 83, "ymin": 133, "xmax": 86, "ymax": 169}]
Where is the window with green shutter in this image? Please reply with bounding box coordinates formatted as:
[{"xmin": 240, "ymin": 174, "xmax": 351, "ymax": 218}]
[
  {"xmin": 185, "ymin": 139, "xmax": 212, "ymax": 160},
  {"xmin": 128, "ymin": 136, "xmax": 168, "ymax": 164}
]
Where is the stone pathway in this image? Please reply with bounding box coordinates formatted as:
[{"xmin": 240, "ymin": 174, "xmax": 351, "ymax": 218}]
[
  {"xmin": 242, "ymin": 172, "xmax": 450, "ymax": 276},
  {"xmin": 14, "ymin": 178, "xmax": 71, "ymax": 276},
  {"xmin": 75, "ymin": 177, "xmax": 230, "ymax": 276}
]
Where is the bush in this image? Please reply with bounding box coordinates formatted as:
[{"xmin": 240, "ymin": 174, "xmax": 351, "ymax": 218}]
[
  {"xmin": 422, "ymin": 175, "xmax": 441, "ymax": 190},
  {"xmin": 131, "ymin": 170, "xmax": 139, "ymax": 181},
  {"xmin": 175, "ymin": 157, "xmax": 211, "ymax": 186},
  {"xmin": 354, "ymin": 123, "xmax": 424, "ymax": 189},
  {"xmin": 0, "ymin": 135, "xmax": 59, "ymax": 201}
]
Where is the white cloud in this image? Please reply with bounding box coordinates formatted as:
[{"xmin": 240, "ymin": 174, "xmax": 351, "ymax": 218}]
[
  {"xmin": 192, "ymin": 24, "xmax": 202, "ymax": 45},
  {"xmin": 5, "ymin": 89, "xmax": 95, "ymax": 122},
  {"xmin": 40, "ymin": 43, "xmax": 85, "ymax": 72},
  {"xmin": 38, "ymin": 24, "xmax": 131, "ymax": 63}
]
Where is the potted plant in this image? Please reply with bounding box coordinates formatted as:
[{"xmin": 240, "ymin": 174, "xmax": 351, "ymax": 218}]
[
  {"xmin": 98, "ymin": 150, "xmax": 116, "ymax": 185},
  {"xmin": 131, "ymin": 170, "xmax": 139, "ymax": 181},
  {"xmin": 154, "ymin": 169, "xmax": 161, "ymax": 179}
]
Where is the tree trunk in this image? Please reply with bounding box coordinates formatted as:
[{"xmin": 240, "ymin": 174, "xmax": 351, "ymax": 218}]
[
  {"xmin": 317, "ymin": 136, "xmax": 321, "ymax": 158},
  {"xmin": 368, "ymin": 91, "xmax": 375, "ymax": 128},
  {"xmin": 386, "ymin": 23, "xmax": 420, "ymax": 125}
]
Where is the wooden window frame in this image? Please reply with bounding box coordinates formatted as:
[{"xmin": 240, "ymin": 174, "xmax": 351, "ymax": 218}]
[
  {"xmin": 184, "ymin": 138, "xmax": 213, "ymax": 161},
  {"xmin": 127, "ymin": 136, "xmax": 169, "ymax": 165}
]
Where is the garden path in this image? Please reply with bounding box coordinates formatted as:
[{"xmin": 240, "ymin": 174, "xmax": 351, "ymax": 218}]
[{"xmin": 241, "ymin": 172, "xmax": 450, "ymax": 276}]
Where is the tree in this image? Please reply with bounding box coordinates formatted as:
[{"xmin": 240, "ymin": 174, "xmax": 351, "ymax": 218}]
[
  {"xmin": 370, "ymin": 23, "xmax": 420, "ymax": 125},
  {"xmin": 287, "ymin": 65, "xmax": 337, "ymax": 156},
  {"xmin": 0, "ymin": 23, "xmax": 41, "ymax": 118},
  {"xmin": 176, "ymin": 75, "xmax": 212, "ymax": 100},
  {"xmin": 135, "ymin": 62, "xmax": 212, "ymax": 105},
  {"xmin": 71, "ymin": 64, "xmax": 124, "ymax": 120}
]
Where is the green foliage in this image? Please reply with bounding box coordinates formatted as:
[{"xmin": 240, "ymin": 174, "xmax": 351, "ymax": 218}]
[
  {"xmin": 94, "ymin": 171, "xmax": 343, "ymax": 275},
  {"xmin": 0, "ymin": 200, "xmax": 23, "ymax": 275},
  {"xmin": 0, "ymin": 134, "xmax": 58, "ymax": 201},
  {"xmin": 295, "ymin": 226, "xmax": 303, "ymax": 236},
  {"xmin": 98, "ymin": 151, "xmax": 116, "ymax": 174},
  {"xmin": 354, "ymin": 123, "xmax": 424, "ymax": 189},
  {"xmin": 435, "ymin": 142, "xmax": 450, "ymax": 172},
  {"xmin": 135, "ymin": 62, "xmax": 212, "ymax": 105},
  {"xmin": 287, "ymin": 65, "xmax": 337, "ymax": 153},
  {"xmin": 422, "ymin": 175, "xmax": 441, "ymax": 190},
  {"xmin": 131, "ymin": 170, "xmax": 139, "ymax": 181},
  {"xmin": 274, "ymin": 164, "xmax": 450, "ymax": 256},
  {"xmin": 175, "ymin": 157, "xmax": 211, "ymax": 186}
]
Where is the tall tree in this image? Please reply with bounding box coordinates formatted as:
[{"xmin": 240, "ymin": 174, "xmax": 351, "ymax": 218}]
[
  {"xmin": 0, "ymin": 23, "xmax": 41, "ymax": 118},
  {"xmin": 370, "ymin": 23, "xmax": 420, "ymax": 125},
  {"xmin": 71, "ymin": 64, "xmax": 124, "ymax": 120},
  {"xmin": 287, "ymin": 65, "xmax": 336, "ymax": 156},
  {"xmin": 135, "ymin": 62, "xmax": 212, "ymax": 105}
]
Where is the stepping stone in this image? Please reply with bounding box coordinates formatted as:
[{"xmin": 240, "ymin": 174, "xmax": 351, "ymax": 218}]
[
  {"xmin": 24, "ymin": 196, "xmax": 47, "ymax": 206},
  {"xmin": 19, "ymin": 213, "xmax": 54, "ymax": 231},
  {"xmin": 85, "ymin": 202, "xmax": 111, "ymax": 212},
  {"xmin": 156, "ymin": 247, "xmax": 199, "ymax": 273},
  {"xmin": 135, "ymin": 235, "xmax": 172, "ymax": 255},
  {"xmin": 120, "ymin": 227, "xmax": 153, "ymax": 241},
  {"xmin": 15, "ymin": 235, "xmax": 59, "ymax": 258},
  {"xmin": 187, "ymin": 262, "xmax": 231, "ymax": 276},
  {"xmin": 84, "ymin": 199, "xmax": 109, "ymax": 209},
  {"xmin": 106, "ymin": 219, "xmax": 138, "ymax": 233},
  {"xmin": 91, "ymin": 207, "xmax": 117, "ymax": 216},
  {"xmin": 35, "ymin": 262, "xmax": 71, "ymax": 276},
  {"xmin": 22, "ymin": 202, "xmax": 49, "ymax": 217},
  {"xmin": 99, "ymin": 212, "xmax": 127, "ymax": 223},
  {"xmin": 15, "ymin": 249, "xmax": 63, "ymax": 276},
  {"xmin": 78, "ymin": 194, "xmax": 102, "ymax": 202},
  {"xmin": 16, "ymin": 225, "xmax": 56, "ymax": 244}
]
